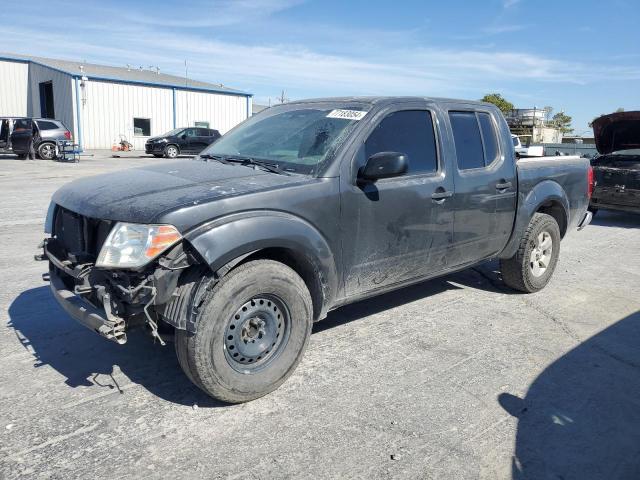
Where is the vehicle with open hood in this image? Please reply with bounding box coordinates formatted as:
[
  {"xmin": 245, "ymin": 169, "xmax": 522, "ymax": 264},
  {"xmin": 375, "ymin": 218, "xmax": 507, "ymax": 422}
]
[
  {"xmin": 590, "ymin": 111, "xmax": 640, "ymax": 215},
  {"xmin": 37, "ymin": 96, "xmax": 593, "ymax": 403}
]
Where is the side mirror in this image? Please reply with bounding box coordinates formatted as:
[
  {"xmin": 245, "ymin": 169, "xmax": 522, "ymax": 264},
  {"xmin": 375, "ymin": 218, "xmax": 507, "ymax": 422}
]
[
  {"xmin": 180, "ymin": 133, "xmax": 187, "ymax": 139},
  {"xmin": 359, "ymin": 152, "xmax": 408, "ymax": 182}
]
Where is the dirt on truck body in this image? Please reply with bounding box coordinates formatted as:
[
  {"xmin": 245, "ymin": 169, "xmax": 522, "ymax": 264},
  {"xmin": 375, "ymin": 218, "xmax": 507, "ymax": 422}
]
[{"xmin": 38, "ymin": 96, "xmax": 593, "ymax": 403}]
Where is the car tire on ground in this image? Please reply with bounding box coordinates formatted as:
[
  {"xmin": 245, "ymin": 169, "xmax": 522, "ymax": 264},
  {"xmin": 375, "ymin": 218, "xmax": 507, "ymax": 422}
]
[
  {"xmin": 175, "ymin": 259, "xmax": 313, "ymax": 404},
  {"xmin": 37, "ymin": 143, "xmax": 57, "ymax": 160},
  {"xmin": 500, "ymin": 212, "xmax": 561, "ymax": 293},
  {"xmin": 164, "ymin": 145, "xmax": 179, "ymax": 159}
]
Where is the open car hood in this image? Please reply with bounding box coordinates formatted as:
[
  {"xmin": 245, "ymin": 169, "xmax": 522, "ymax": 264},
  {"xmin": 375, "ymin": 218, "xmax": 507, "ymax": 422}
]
[{"xmin": 592, "ymin": 111, "xmax": 640, "ymax": 154}]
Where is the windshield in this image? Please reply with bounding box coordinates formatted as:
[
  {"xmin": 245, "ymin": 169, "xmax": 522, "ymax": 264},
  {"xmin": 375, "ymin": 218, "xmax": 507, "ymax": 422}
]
[
  {"xmin": 200, "ymin": 106, "xmax": 368, "ymax": 174},
  {"xmin": 162, "ymin": 128, "xmax": 184, "ymax": 137}
]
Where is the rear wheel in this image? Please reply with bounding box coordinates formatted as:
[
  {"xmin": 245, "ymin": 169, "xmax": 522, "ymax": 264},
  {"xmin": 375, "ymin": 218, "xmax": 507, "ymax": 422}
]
[
  {"xmin": 175, "ymin": 260, "xmax": 313, "ymax": 403},
  {"xmin": 500, "ymin": 213, "xmax": 561, "ymax": 293},
  {"xmin": 164, "ymin": 145, "xmax": 179, "ymax": 159},
  {"xmin": 38, "ymin": 142, "xmax": 57, "ymax": 160}
]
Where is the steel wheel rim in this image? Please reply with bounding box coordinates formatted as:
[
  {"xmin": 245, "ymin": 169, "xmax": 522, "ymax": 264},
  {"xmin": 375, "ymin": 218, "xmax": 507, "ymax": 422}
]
[
  {"xmin": 529, "ymin": 230, "xmax": 553, "ymax": 277},
  {"xmin": 223, "ymin": 295, "xmax": 290, "ymax": 373},
  {"xmin": 40, "ymin": 144, "xmax": 55, "ymax": 159}
]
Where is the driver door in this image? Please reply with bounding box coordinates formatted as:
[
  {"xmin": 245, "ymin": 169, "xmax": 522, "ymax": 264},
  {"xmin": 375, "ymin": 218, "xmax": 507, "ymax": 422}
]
[
  {"xmin": 340, "ymin": 105, "xmax": 455, "ymax": 297},
  {"xmin": 10, "ymin": 118, "xmax": 33, "ymax": 153}
]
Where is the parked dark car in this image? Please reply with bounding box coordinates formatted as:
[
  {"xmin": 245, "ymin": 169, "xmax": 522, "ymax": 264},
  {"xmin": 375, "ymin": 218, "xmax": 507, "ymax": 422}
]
[
  {"xmin": 0, "ymin": 117, "xmax": 71, "ymax": 159},
  {"xmin": 39, "ymin": 97, "xmax": 593, "ymax": 403},
  {"xmin": 145, "ymin": 127, "xmax": 221, "ymax": 158},
  {"xmin": 590, "ymin": 111, "xmax": 640, "ymax": 215}
]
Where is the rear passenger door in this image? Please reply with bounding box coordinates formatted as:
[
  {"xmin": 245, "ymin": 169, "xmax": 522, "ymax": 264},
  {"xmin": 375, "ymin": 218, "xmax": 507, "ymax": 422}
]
[
  {"xmin": 189, "ymin": 128, "xmax": 213, "ymax": 153},
  {"xmin": 446, "ymin": 108, "xmax": 516, "ymax": 266}
]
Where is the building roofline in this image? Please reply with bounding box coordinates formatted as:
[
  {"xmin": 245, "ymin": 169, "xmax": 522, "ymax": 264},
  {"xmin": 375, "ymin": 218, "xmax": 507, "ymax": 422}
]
[{"xmin": 0, "ymin": 53, "xmax": 252, "ymax": 97}]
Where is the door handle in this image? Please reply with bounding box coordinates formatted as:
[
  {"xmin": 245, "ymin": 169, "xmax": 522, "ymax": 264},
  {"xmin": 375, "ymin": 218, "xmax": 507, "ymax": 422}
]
[
  {"xmin": 496, "ymin": 181, "xmax": 512, "ymax": 191},
  {"xmin": 431, "ymin": 190, "xmax": 453, "ymax": 202}
]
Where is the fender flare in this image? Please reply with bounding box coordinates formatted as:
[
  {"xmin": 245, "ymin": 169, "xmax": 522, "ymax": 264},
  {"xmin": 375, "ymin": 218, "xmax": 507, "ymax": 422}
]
[
  {"xmin": 184, "ymin": 211, "xmax": 339, "ymax": 320},
  {"xmin": 499, "ymin": 180, "xmax": 570, "ymax": 259}
]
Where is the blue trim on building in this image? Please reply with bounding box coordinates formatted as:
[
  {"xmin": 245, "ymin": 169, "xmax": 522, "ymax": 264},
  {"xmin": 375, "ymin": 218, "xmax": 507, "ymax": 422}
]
[
  {"xmin": 0, "ymin": 54, "xmax": 253, "ymax": 97},
  {"xmin": 74, "ymin": 76, "xmax": 84, "ymax": 151},
  {"xmin": 172, "ymin": 88, "xmax": 177, "ymax": 129}
]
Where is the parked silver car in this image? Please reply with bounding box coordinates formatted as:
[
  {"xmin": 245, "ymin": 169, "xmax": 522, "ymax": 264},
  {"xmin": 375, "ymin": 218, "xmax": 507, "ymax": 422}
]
[{"xmin": 0, "ymin": 117, "xmax": 72, "ymax": 159}]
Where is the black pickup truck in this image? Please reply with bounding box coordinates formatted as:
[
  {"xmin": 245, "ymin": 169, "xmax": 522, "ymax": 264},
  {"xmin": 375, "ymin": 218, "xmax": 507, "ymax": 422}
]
[
  {"xmin": 39, "ymin": 97, "xmax": 593, "ymax": 403},
  {"xmin": 590, "ymin": 111, "xmax": 640, "ymax": 215}
]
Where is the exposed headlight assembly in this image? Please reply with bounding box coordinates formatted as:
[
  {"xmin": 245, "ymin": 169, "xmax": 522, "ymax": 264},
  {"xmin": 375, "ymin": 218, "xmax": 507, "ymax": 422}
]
[{"xmin": 96, "ymin": 223, "xmax": 182, "ymax": 269}]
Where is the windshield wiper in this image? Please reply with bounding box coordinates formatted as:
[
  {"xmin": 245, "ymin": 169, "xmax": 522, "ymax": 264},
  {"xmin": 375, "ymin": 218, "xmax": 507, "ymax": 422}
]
[
  {"xmin": 223, "ymin": 155, "xmax": 291, "ymax": 176},
  {"xmin": 199, "ymin": 153, "xmax": 232, "ymax": 165}
]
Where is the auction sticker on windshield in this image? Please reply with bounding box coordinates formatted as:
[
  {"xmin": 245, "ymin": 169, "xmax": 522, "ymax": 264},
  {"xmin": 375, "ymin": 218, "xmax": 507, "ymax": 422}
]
[{"xmin": 326, "ymin": 109, "xmax": 367, "ymax": 120}]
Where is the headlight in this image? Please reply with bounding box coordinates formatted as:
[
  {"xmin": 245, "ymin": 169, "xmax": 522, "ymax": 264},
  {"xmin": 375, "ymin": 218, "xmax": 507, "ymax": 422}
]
[{"xmin": 96, "ymin": 223, "xmax": 182, "ymax": 269}]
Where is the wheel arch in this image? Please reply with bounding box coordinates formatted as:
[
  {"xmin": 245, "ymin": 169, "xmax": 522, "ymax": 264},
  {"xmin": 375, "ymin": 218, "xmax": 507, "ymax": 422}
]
[
  {"xmin": 499, "ymin": 180, "xmax": 570, "ymax": 259},
  {"xmin": 184, "ymin": 211, "xmax": 339, "ymax": 321}
]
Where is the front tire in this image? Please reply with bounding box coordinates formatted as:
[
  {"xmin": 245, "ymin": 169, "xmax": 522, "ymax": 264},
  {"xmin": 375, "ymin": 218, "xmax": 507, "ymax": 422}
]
[
  {"xmin": 500, "ymin": 213, "xmax": 561, "ymax": 293},
  {"xmin": 164, "ymin": 145, "xmax": 179, "ymax": 159},
  {"xmin": 175, "ymin": 260, "xmax": 313, "ymax": 403}
]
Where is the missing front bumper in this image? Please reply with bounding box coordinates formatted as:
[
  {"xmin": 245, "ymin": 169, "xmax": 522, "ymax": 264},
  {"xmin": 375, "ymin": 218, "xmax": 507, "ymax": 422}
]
[{"xmin": 49, "ymin": 270, "xmax": 127, "ymax": 344}]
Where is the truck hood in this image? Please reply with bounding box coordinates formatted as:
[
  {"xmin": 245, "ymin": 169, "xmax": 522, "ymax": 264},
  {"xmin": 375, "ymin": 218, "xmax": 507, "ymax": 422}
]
[
  {"xmin": 52, "ymin": 160, "xmax": 308, "ymax": 227},
  {"xmin": 592, "ymin": 111, "xmax": 640, "ymax": 154}
]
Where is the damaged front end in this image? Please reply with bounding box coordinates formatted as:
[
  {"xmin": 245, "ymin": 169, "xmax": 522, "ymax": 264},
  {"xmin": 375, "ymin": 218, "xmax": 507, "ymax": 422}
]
[{"xmin": 37, "ymin": 205, "xmax": 199, "ymax": 345}]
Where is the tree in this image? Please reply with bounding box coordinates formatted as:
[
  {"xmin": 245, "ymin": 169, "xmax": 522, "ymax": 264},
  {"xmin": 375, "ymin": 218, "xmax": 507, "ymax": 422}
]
[
  {"xmin": 543, "ymin": 106, "xmax": 553, "ymax": 122},
  {"xmin": 551, "ymin": 112, "xmax": 573, "ymax": 134},
  {"xmin": 480, "ymin": 93, "xmax": 514, "ymax": 115},
  {"xmin": 616, "ymin": 107, "xmax": 625, "ymax": 112}
]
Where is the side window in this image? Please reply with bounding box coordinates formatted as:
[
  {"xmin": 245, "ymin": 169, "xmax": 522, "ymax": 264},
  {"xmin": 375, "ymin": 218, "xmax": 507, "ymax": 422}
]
[
  {"xmin": 477, "ymin": 112, "xmax": 499, "ymax": 164},
  {"xmin": 36, "ymin": 120, "xmax": 58, "ymax": 130},
  {"xmin": 196, "ymin": 128, "xmax": 209, "ymax": 136},
  {"xmin": 364, "ymin": 110, "xmax": 438, "ymax": 175},
  {"xmin": 185, "ymin": 128, "xmax": 197, "ymax": 137},
  {"xmin": 449, "ymin": 111, "xmax": 485, "ymax": 170}
]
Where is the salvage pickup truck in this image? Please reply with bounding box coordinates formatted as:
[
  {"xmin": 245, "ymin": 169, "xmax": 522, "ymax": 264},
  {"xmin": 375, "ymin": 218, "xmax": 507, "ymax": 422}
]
[
  {"xmin": 38, "ymin": 97, "xmax": 593, "ymax": 403},
  {"xmin": 590, "ymin": 111, "xmax": 640, "ymax": 215}
]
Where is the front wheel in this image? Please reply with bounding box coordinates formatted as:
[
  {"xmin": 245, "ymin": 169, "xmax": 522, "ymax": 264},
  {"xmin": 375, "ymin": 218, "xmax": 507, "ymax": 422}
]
[
  {"xmin": 500, "ymin": 213, "xmax": 561, "ymax": 293},
  {"xmin": 175, "ymin": 260, "xmax": 313, "ymax": 403},
  {"xmin": 164, "ymin": 145, "xmax": 179, "ymax": 158}
]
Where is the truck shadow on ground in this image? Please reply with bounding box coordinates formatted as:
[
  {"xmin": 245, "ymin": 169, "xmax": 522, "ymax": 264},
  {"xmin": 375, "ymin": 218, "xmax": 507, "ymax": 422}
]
[
  {"xmin": 499, "ymin": 310, "xmax": 640, "ymax": 480},
  {"xmin": 7, "ymin": 267, "xmax": 509, "ymax": 408},
  {"xmin": 591, "ymin": 210, "xmax": 640, "ymax": 229}
]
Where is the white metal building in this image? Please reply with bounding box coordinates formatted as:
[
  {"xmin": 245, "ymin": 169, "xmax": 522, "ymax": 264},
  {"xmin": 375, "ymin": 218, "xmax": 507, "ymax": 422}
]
[{"xmin": 0, "ymin": 53, "xmax": 252, "ymax": 150}]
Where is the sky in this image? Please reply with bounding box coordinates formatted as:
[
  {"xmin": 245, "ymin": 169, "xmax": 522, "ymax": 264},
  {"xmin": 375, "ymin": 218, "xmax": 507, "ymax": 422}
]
[{"xmin": 2, "ymin": 0, "xmax": 639, "ymax": 133}]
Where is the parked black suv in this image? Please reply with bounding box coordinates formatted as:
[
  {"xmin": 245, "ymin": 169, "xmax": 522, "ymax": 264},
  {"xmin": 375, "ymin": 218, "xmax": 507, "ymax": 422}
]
[{"xmin": 145, "ymin": 127, "xmax": 221, "ymax": 158}]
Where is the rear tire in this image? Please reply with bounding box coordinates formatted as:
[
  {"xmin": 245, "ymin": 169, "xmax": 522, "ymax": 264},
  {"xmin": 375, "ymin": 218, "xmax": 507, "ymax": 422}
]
[
  {"xmin": 175, "ymin": 260, "xmax": 313, "ymax": 403},
  {"xmin": 38, "ymin": 142, "xmax": 57, "ymax": 160},
  {"xmin": 500, "ymin": 213, "xmax": 561, "ymax": 293}
]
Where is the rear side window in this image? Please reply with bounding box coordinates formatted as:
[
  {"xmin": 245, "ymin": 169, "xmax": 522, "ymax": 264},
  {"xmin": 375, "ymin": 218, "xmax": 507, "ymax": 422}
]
[
  {"xmin": 477, "ymin": 113, "xmax": 499, "ymax": 164},
  {"xmin": 365, "ymin": 110, "xmax": 438, "ymax": 175},
  {"xmin": 449, "ymin": 112, "xmax": 485, "ymax": 170},
  {"xmin": 36, "ymin": 120, "xmax": 59, "ymax": 130},
  {"xmin": 449, "ymin": 111, "xmax": 500, "ymax": 170}
]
